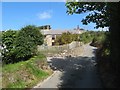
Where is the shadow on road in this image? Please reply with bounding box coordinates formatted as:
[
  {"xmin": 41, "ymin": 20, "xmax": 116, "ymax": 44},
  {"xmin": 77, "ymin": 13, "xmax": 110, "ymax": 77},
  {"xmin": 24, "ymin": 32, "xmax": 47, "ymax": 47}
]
[{"xmin": 48, "ymin": 55, "xmax": 103, "ymax": 88}]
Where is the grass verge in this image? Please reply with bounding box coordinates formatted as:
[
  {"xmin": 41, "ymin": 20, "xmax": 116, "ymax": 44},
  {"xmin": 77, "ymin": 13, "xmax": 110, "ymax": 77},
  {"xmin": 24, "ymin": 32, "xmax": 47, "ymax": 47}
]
[{"xmin": 2, "ymin": 54, "xmax": 53, "ymax": 88}]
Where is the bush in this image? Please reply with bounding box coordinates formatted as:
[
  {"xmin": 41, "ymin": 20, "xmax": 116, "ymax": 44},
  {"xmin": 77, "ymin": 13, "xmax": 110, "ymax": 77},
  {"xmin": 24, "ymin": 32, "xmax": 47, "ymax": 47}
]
[
  {"xmin": 2, "ymin": 30, "xmax": 17, "ymax": 64},
  {"xmin": 54, "ymin": 32, "xmax": 80, "ymax": 45},
  {"xmin": 2, "ymin": 25, "xmax": 44, "ymax": 64},
  {"xmin": 90, "ymin": 31, "xmax": 109, "ymax": 48},
  {"xmin": 79, "ymin": 31, "xmax": 95, "ymax": 44},
  {"xmin": 14, "ymin": 25, "xmax": 44, "ymax": 62}
]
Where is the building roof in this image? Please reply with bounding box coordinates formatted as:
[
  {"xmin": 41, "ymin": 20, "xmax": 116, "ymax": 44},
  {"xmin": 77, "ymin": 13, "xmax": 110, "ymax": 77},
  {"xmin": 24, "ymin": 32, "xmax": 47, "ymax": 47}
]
[{"xmin": 40, "ymin": 29, "xmax": 85, "ymax": 35}]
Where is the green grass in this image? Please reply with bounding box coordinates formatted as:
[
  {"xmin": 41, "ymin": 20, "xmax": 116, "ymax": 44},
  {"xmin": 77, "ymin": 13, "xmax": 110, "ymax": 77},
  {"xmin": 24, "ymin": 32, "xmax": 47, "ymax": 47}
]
[{"xmin": 2, "ymin": 54, "xmax": 53, "ymax": 88}]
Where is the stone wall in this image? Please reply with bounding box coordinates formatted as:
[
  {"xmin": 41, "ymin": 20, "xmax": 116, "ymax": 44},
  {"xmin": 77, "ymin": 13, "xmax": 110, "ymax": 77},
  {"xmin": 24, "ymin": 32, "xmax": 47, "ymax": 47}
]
[{"xmin": 38, "ymin": 41, "xmax": 82, "ymax": 52}]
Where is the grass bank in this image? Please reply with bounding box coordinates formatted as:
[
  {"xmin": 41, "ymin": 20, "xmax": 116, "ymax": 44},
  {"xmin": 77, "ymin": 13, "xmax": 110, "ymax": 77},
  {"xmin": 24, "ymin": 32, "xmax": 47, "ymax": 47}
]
[{"xmin": 2, "ymin": 54, "xmax": 53, "ymax": 88}]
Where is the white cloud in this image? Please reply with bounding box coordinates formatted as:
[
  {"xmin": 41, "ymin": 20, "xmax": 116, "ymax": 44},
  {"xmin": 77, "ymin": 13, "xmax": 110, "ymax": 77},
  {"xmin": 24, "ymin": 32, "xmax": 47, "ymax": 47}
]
[{"xmin": 37, "ymin": 10, "xmax": 52, "ymax": 19}]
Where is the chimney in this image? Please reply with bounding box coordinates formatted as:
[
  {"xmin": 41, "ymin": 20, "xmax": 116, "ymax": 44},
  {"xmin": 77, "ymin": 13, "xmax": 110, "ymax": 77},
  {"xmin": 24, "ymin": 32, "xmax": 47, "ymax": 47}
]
[
  {"xmin": 77, "ymin": 25, "xmax": 80, "ymax": 30},
  {"xmin": 47, "ymin": 25, "xmax": 50, "ymax": 30}
]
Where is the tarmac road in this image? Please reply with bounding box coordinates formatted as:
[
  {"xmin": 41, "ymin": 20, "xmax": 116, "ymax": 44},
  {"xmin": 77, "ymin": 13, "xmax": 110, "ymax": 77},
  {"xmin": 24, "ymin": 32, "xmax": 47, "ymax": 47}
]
[{"xmin": 33, "ymin": 44, "xmax": 103, "ymax": 88}]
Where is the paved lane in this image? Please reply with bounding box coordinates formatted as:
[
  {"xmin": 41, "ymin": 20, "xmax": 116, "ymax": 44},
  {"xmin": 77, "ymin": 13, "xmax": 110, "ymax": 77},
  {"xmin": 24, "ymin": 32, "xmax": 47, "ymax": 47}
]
[{"xmin": 33, "ymin": 44, "xmax": 103, "ymax": 88}]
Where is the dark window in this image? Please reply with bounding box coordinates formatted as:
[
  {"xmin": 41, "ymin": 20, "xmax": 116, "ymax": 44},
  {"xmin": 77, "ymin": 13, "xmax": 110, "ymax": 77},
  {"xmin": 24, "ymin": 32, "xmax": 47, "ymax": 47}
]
[
  {"xmin": 52, "ymin": 42, "xmax": 55, "ymax": 46},
  {"xmin": 52, "ymin": 35, "xmax": 55, "ymax": 40}
]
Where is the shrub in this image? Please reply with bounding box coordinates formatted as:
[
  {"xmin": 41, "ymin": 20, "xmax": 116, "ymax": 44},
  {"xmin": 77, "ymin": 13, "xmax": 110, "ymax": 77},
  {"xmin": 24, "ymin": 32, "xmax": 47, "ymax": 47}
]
[
  {"xmin": 54, "ymin": 32, "xmax": 80, "ymax": 45},
  {"xmin": 79, "ymin": 31, "xmax": 95, "ymax": 44},
  {"xmin": 2, "ymin": 25, "xmax": 44, "ymax": 64},
  {"xmin": 2, "ymin": 30, "xmax": 17, "ymax": 64},
  {"xmin": 90, "ymin": 31, "xmax": 108, "ymax": 48},
  {"xmin": 14, "ymin": 25, "xmax": 44, "ymax": 62}
]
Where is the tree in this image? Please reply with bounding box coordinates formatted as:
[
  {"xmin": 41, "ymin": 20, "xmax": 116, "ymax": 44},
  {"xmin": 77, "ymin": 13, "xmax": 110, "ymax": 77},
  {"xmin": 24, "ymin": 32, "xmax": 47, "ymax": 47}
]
[
  {"xmin": 2, "ymin": 25, "xmax": 44, "ymax": 64},
  {"xmin": 14, "ymin": 25, "xmax": 44, "ymax": 62},
  {"xmin": 66, "ymin": 2, "xmax": 120, "ymax": 87},
  {"xmin": 2, "ymin": 30, "xmax": 17, "ymax": 64},
  {"xmin": 0, "ymin": 31, "xmax": 2, "ymax": 45},
  {"xmin": 66, "ymin": 2, "xmax": 110, "ymax": 28}
]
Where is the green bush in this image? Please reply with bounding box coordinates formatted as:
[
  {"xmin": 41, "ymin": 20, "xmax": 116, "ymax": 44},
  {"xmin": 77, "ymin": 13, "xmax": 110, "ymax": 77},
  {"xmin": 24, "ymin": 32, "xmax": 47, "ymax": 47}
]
[
  {"xmin": 79, "ymin": 31, "xmax": 95, "ymax": 44},
  {"xmin": 2, "ymin": 25, "xmax": 44, "ymax": 64},
  {"xmin": 90, "ymin": 31, "xmax": 108, "ymax": 48},
  {"xmin": 2, "ymin": 30, "xmax": 17, "ymax": 64},
  {"xmin": 14, "ymin": 25, "xmax": 44, "ymax": 62},
  {"xmin": 54, "ymin": 32, "xmax": 80, "ymax": 45},
  {"xmin": 99, "ymin": 32, "xmax": 110, "ymax": 57}
]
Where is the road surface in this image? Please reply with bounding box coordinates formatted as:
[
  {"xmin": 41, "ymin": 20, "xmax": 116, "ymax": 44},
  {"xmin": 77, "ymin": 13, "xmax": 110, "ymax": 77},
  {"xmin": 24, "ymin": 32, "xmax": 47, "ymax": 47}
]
[{"xmin": 34, "ymin": 44, "xmax": 103, "ymax": 88}]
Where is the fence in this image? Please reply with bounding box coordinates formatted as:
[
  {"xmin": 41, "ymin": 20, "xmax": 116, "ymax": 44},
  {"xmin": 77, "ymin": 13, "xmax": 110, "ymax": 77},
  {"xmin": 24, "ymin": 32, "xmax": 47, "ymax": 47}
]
[{"xmin": 37, "ymin": 41, "xmax": 82, "ymax": 53}]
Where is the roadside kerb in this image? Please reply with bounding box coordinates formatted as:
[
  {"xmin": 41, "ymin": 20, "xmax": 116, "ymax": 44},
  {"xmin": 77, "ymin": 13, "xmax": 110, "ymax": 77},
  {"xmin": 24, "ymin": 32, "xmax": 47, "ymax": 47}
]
[{"xmin": 33, "ymin": 70, "xmax": 59, "ymax": 88}]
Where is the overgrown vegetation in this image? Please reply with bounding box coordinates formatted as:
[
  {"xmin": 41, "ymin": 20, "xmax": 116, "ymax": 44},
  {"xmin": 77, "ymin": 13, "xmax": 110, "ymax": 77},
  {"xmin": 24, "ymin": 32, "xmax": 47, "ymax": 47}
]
[
  {"xmin": 2, "ymin": 25, "xmax": 44, "ymax": 64},
  {"xmin": 1, "ymin": 25, "xmax": 52, "ymax": 88},
  {"xmin": 79, "ymin": 31, "xmax": 108, "ymax": 46},
  {"xmin": 14, "ymin": 25, "xmax": 43, "ymax": 62},
  {"xmin": 2, "ymin": 54, "xmax": 52, "ymax": 88},
  {"xmin": 54, "ymin": 31, "xmax": 79, "ymax": 45},
  {"xmin": 91, "ymin": 31, "xmax": 110, "ymax": 58},
  {"xmin": 95, "ymin": 34, "xmax": 113, "ymax": 87},
  {"xmin": 90, "ymin": 31, "xmax": 108, "ymax": 47},
  {"xmin": 2, "ymin": 30, "xmax": 18, "ymax": 64},
  {"xmin": 79, "ymin": 31, "xmax": 94, "ymax": 44},
  {"xmin": 66, "ymin": 2, "xmax": 119, "ymax": 88},
  {"xmin": 54, "ymin": 30, "xmax": 107, "ymax": 47},
  {"xmin": 0, "ymin": 31, "xmax": 2, "ymax": 45}
]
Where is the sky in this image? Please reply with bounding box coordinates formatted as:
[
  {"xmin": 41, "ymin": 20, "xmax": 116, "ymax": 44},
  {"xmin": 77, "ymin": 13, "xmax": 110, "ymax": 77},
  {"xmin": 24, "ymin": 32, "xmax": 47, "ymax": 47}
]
[{"xmin": 2, "ymin": 2, "xmax": 106, "ymax": 31}]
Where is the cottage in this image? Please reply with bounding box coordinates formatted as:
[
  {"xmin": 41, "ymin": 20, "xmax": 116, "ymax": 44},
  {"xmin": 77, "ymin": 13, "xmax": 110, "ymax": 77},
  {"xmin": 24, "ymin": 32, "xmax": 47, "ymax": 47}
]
[{"xmin": 40, "ymin": 25, "xmax": 85, "ymax": 46}]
